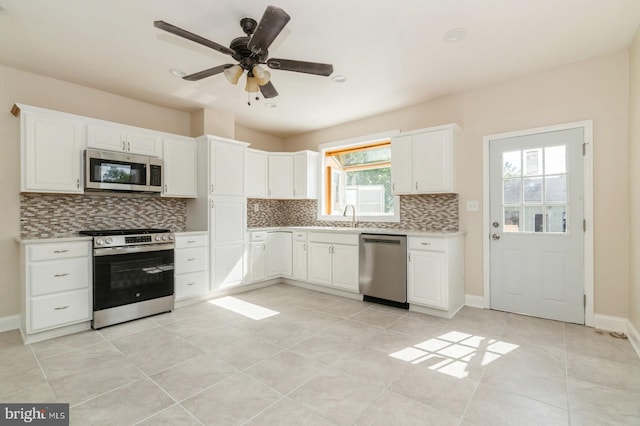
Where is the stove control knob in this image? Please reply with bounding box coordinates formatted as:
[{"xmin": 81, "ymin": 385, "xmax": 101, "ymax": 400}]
[
  {"xmin": 168, "ymin": 235, "xmax": 174, "ymax": 240},
  {"xmin": 162, "ymin": 235, "xmax": 167, "ymax": 241},
  {"xmin": 105, "ymin": 237, "xmax": 113, "ymax": 244},
  {"xmin": 155, "ymin": 236, "xmax": 161, "ymax": 241},
  {"xmin": 96, "ymin": 238, "xmax": 103, "ymax": 245}
]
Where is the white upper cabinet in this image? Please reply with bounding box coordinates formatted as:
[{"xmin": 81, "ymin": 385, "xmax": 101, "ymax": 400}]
[
  {"xmin": 162, "ymin": 135, "xmax": 197, "ymax": 198},
  {"xmin": 87, "ymin": 122, "xmax": 162, "ymax": 157},
  {"xmin": 293, "ymin": 151, "xmax": 318, "ymax": 199},
  {"xmin": 246, "ymin": 149, "xmax": 269, "ymax": 198},
  {"xmin": 209, "ymin": 137, "xmax": 248, "ymax": 196},
  {"xmin": 268, "ymin": 153, "xmax": 294, "ymax": 198},
  {"xmin": 20, "ymin": 105, "xmax": 86, "ymax": 194},
  {"xmin": 391, "ymin": 124, "xmax": 459, "ymax": 194}
]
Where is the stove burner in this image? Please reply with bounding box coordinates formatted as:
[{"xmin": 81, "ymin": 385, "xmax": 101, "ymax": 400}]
[{"xmin": 78, "ymin": 228, "xmax": 171, "ymax": 237}]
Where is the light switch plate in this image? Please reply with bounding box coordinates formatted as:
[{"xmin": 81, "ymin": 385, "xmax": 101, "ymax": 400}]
[{"xmin": 466, "ymin": 201, "xmax": 479, "ymax": 212}]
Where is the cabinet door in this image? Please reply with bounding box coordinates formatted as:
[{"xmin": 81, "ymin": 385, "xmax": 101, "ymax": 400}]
[
  {"xmin": 390, "ymin": 135, "xmax": 413, "ymax": 194},
  {"xmin": 211, "ymin": 141, "xmax": 245, "ymax": 195},
  {"xmin": 246, "ymin": 150, "xmax": 269, "ymax": 198},
  {"xmin": 127, "ymin": 129, "xmax": 162, "ymax": 157},
  {"xmin": 212, "ymin": 243, "xmax": 245, "ymax": 289},
  {"xmin": 412, "ymin": 130, "xmax": 452, "ymax": 193},
  {"xmin": 23, "ymin": 112, "xmax": 85, "ymax": 193},
  {"xmin": 408, "ymin": 249, "xmax": 448, "ymax": 309},
  {"xmin": 307, "ymin": 242, "xmax": 332, "ymax": 286},
  {"xmin": 293, "ymin": 153, "xmax": 307, "ymax": 198},
  {"xmin": 292, "ymin": 240, "xmax": 308, "ymax": 281},
  {"xmin": 87, "ymin": 123, "xmax": 126, "ymax": 152},
  {"xmin": 163, "ymin": 136, "xmax": 197, "ymax": 198},
  {"xmin": 175, "ymin": 271, "xmax": 207, "ymax": 301},
  {"xmin": 268, "ymin": 154, "xmax": 294, "ymax": 198},
  {"xmin": 332, "ymin": 244, "xmax": 359, "ymax": 292},
  {"xmin": 250, "ymin": 242, "xmax": 266, "ymax": 282},
  {"xmin": 210, "ymin": 197, "xmax": 246, "ymax": 244},
  {"xmin": 265, "ymin": 233, "xmax": 282, "ymax": 278}
]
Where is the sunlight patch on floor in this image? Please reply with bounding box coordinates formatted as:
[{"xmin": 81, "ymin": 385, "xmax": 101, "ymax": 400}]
[
  {"xmin": 389, "ymin": 330, "xmax": 519, "ymax": 378},
  {"xmin": 208, "ymin": 296, "xmax": 279, "ymax": 320}
]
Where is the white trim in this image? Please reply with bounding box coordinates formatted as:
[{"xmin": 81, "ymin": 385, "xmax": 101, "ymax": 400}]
[
  {"xmin": 0, "ymin": 314, "xmax": 20, "ymax": 333},
  {"xmin": 482, "ymin": 120, "xmax": 594, "ymax": 325},
  {"xmin": 465, "ymin": 294, "xmax": 485, "ymax": 309},
  {"xmin": 627, "ymin": 320, "xmax": 640, "ymax": 359},
  {"xmin": 282, "ymin": 278, "xmax": 364, "ymax": 301},
  {"xmin": 593, "ymin": 314, "xmax": 627, "ymax": 333}
]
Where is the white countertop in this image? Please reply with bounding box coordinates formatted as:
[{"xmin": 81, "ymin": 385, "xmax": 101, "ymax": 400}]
[
  {"xmin": 247, "ymin": 226, "xmax": 465, "ymax": 238},
  {"xmin": 15, "ymin": 235, "xmax": 93, "ymax": 244}
]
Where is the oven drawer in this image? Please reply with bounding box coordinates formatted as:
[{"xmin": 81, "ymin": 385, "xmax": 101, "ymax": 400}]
[
  {"xmin": 30, "ymin": 289, "xmax": 91, "ymax": 332},
  {"xmin": 175, "ymin": 233, "xmax": 208, "ymax": 249},
  {"xmin": 175, "ymin": 247, "xmax": 207, "ymax": 274},
  {"xmin": 29, "ymin": 241, "xmax": 91, "ymax": 261},
  {"xmin": 175, "ymin": 271, "xmax": 207, "ymax": 301},
  {"xmin": 30, "ymin": 258, "xmax": 90, "ymax": 296}
]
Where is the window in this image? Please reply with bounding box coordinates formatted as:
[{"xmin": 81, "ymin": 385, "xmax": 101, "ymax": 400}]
[{"xmin": 318, "ymin": 132, "xmax": 400, "ymax": 222}]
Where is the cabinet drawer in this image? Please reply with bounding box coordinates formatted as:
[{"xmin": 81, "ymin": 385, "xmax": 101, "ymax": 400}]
[
  {"xmin": 30, "ymin": 258, "xmax": 90, "ymax": 296},
  {"xmin": 293, "ymin": 231, "xmax": 307, "ymax": 241},
  {"xmin": 175, "ymin": 247, "xmax": 207, "ymax": 274},
  {"xmin": 409, "ymin": 237, "xmax": 447, "ymax": 252},
  {"xmin": 309, "ymin": 232, "xmax": 359, "ymax": 245},
  {"xmin": 250, "ymin": 231, "xmax": 267, "ymax": 242},
  {"xmin": 30, "ymin": 289, "xmax": 90, "ymax": 332},
  {"xmin": 175, "ymin": 234, "xmax": 207, "ymax": 249},
  {"xmin": 29, "ymin": 241, "xmax": 90, "ymax": 261},
  {"xmin": 175, "ymin": 271, "xmax": 208, "ymax": 301}
]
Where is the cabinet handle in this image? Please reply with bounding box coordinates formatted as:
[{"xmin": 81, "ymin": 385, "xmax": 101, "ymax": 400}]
[
  {"xmin": 53, "ymin": 273, "xmax": 69, "ymax": 278},
  {"xmin": 164, "ymin": 184, "xmax": 167, "ymax": 192},
  {"xmin": 187, "ymin": 258, "xmax": 196, "ymax": 261},
  {"xmin": 408, "ymin": 253, "xmax": 412, "ymax": 262},
  {"xmin": 76, "ymin": 178, "xmax": 80, "ymax": 189},
  {"xmin": 211, "ymin": 184, "xmax": 214, "ymax": 193},
  {"xmin": 122, "ymin": 141, "xmax": 126, "ymax": 151},
  {"xmin": 187, "ymin": 282, "xmax": 196, "ymax": 286},
  {"xmin": 53, "ymin": 250, "xmax": 69, "ymax": 254},
  {"xmin": 415, "ymin": 182, "xmax": 418, "ymax": 190},
  {"xmin": 303, "ymin": 243, "xmax": 306, "ymax": 251},
  {"xmin": 127, "ymin": 141, "xmax": 131, "ymax": 151},
  {"xmin": 392, "ymin": 182, "xmax": 396, "ymax": 191},
  {"xmin": 187, "ymin": 240, "xmax": 197, "ymax": 244},
  {"xmin": 269, "ymin": 189, "xmax": 272, "ymax": 196},
  {"xmin": 54, "ymin": 306, "xmax": 69, "ymax": 310},
  {"xmin": 420, "ymin": 242, "xmax": 431, "ymax": 246}
]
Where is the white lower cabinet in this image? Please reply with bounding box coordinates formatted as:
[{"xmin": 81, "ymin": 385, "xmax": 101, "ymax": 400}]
[
  {"xmin": 292, "ymin": 231, "xmax": 308, "ymax": 281},
  {"xmin": 19, "ymin": 239, "xmax": 93, "ymax": 342},
  {"xmin": 266, "ymin": 232, "xmax": 292, "ymax": 278},
  {"xmin": 174, "ymin": 232, "xmax": 208, "ymax": 301},
  {"xmin": 210, "ymin": 196, "xmax": 247, "ymax": 289},
  {"xmin": 407, "ymin": 235, "xmax": 464, "ymax": 317},
  {"xmin": 307, "ymin": 232, "xmax": 359, "ymax": 293}
]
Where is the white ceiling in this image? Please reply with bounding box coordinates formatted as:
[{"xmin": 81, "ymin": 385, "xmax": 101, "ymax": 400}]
[{"xmin": 1, "ymin": 0, "xmax": 639, "ymax": 137}]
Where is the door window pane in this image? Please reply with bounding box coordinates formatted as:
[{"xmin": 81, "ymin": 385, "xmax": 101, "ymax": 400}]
[
  {"xmin": 524, "ymin": 206, "xmax": 545, "ymax": 232},
  {"xmin": 524, "ymin": 149, "xmax": 542, "ymax": 176},
  {"xmin": 503, "ymin": 208, "xmax": 521, "ymax": 232},
  {"xmin": 503, "ymin": 151, "xmax": 522, "ymax": 177},
  {"xmin": 524, "ymin": 177, "xmax": 543, "ymax": 203},
  {"xmin": 545, "ymin": 175, "xmax": 566, "ymax": 203},
  {"xmin": 546, "ymin": 205, "xmax": 567, "ymax": 232},
  {"xmin": 544, "ymin": 145, "xmax": 566, "ymax": 174},
  {"xmin": 503, "ymin": 179, "xmax": 522, "ymax": 204}
]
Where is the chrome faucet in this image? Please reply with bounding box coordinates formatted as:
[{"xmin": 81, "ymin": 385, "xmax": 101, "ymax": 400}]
[{"xmin": 343, "ymin": 204, "xmax": 358, "ymax": 228}]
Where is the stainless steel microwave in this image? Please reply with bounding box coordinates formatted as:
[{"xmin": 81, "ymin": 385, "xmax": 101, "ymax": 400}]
[{"xmin": 85, "ymin": 149, "xmax": 163, "ymax": 193}]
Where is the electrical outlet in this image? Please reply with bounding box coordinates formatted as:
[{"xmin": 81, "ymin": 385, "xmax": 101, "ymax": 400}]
[{"xmin": 466, "ymin": 201, "xmax": 479, "ymax": 212}]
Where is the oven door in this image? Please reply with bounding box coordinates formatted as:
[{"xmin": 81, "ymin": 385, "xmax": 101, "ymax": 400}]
[{"xmin": 93, "ymin": 246, "xmax": 174, "ymax": 311}]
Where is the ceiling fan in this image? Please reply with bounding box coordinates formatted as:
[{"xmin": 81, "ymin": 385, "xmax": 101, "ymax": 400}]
[{"xmin": 154, "ymin": 5, "xmax": 334, "ymax": 101}]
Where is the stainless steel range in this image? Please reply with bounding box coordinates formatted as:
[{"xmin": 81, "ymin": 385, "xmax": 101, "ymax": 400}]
[{"xmin": 79, "ymin": 228, "xmax": 175, "ymax": 329}]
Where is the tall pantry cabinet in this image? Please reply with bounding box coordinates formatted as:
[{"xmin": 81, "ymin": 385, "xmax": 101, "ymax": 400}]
[{"xmin": 187, "ymin": 135, "xmax": 249, "ymax": 292}]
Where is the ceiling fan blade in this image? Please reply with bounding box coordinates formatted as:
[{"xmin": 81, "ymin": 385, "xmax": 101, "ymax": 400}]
[
  {"xmin": 247, "ymin": 6, "xmax": 291, "ymax": 56},
  {"xmin": 154, "ymin": 20, "xmax": 235, "ymax": 56},
  {"xmin": 183, "ymin": 64, "xmax": 233, "ymax": 81},
  {"xmin": 259, "ymin": 81, "xmax": 279, "ymax": 98},
  {"xmin": 266, "ymin": 58, "xmax": 333, "ymax": 76}
]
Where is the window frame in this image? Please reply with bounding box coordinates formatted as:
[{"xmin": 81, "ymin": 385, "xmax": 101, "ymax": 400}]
[{"xmin": 317, "ymin": 130, "xmax": 401, "ymax": 223}]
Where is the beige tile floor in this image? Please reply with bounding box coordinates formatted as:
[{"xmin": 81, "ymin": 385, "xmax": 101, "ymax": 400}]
[{"xmin": 1, "ymin": 283, "xmax": 639, "ymax": 425}]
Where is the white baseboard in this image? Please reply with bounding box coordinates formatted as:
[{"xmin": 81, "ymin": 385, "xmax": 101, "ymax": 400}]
[
  {"xmin": 627, "ymin": 320, "xmax": 640, "ymax": 359},
  {"xmin": 593, "ymin": 314, "xmax": 627, "ymax": 332},
  {"xmin": 465, "ymin": 294, "xmax": 485, "ymax": 309},
  {"xmin": 0, "ymin": 314, "xmax": 20, "ymax": 333}
]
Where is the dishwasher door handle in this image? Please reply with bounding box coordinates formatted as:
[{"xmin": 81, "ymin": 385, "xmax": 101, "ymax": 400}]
[{"xmin": 362, "ymin": 238, "xmax": 401, "ymax": 245}]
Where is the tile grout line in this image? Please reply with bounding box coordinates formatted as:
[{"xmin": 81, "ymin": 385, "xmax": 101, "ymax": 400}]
[{"xmin": 563, "ymin": 322, "xmax": 573, "ymax": 425}]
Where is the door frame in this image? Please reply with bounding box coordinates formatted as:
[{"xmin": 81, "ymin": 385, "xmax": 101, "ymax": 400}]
[{"xmin": 482, "ymin": 120, "xmax": 594, "ymax": 326}]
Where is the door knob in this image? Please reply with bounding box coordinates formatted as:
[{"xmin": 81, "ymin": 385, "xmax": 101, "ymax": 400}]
[
  {"xmin": 492, "ymin": 222, "xmax": 500, "ymax": 228},
  {"xmin": 492, "ymin": 234, "xmax": 501, "ymax": 240}
]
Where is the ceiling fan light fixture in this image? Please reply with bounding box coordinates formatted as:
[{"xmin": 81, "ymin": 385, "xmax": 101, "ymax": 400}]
[
  {"xmin": 253, "ymin": 66, "xmax": 271, "ymax": 86},
  {"xmin": 169, "ymin": 68, "xmax": 186, "ymax": 78},
  {"xmin": 224, "ymin": 65, "xmax": 243, "ymax": 85},
  {"xmin": 244, "ymin": 76, "xmax": 260, "ymax": 93}
]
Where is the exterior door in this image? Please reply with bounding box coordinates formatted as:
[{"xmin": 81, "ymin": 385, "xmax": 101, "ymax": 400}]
[{"xmin": 489, "ymin": 127, "xmax": 585, "ymax": 323}]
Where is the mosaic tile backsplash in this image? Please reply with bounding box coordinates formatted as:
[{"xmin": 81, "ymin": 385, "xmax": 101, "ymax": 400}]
[
  {"xmin": 247, "ymin": 194, "xmax": 459, "ymax": 232},
  {"xmin": 21, "ymin": 193, "xmax": 187, "ymax": 238}
]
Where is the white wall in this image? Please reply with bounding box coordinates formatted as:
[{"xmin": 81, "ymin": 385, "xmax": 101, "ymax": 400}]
[
  {"xmin": 285, "ymin": 52, "xmax": 630, "ymax": 319},
  {"xmin": 629, "ymin": 26, "xmax": 640, "ymax": 332}
]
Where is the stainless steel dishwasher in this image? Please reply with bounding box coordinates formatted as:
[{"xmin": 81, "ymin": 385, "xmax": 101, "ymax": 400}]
[{"xmin": 359, "ymin": 234, "xmax": 408, "ymax": 309}]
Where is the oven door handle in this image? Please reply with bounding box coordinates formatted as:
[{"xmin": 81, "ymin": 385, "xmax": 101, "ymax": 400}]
[{"xmin": 93, "ymin": 243, "xmax": 175, "ymax": 256}]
